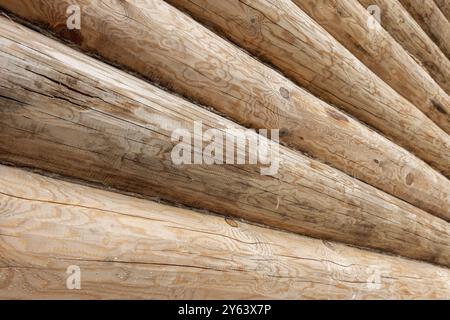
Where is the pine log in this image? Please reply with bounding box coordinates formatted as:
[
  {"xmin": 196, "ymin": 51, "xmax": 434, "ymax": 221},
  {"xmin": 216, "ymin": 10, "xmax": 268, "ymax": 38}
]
[
  {"xmin": 435, "ymin": 0, "xmax": 450, "ymax": 21},
  {"xmin": 292, "ymin": 0, "xmax": 450, "ymax": 132},
  {"xmin": 357, "ymin": 0, "xmax": 450, "ymax": 96},
  {"xmin": 156, "ymin": 0, "xmax": 450, "ymax": 175},
  {"xmin": 1, "ymin": 17, "xmax": 450, "ymax": 267},
  {"xmin": 0, "ymin": 3, "xmax": 449, "ymax": 222},
  {"xmin": 1, "ymin": 165, "xmax": 449, "ymax": 299},
  {"xmin": 399, "ymin": 0, "xmax": 450, "ymax": 60}
]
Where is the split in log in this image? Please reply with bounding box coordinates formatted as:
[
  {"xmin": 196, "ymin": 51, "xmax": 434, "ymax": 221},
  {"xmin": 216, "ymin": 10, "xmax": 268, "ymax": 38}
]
[
  {"xmin": 292, "ymin": 0, "xmax": 450, "ymax": 133},
  {"xmin": 0, "ymin": 165, "xmax": 449, "ymax": 299},
  {"xmin": 0, "ymin": 3, "xmax": 449, "ymax": 222},
  {"xmin": 399, "ymin": 0, "xmax": 450, "ymax": 60},
  {"xmin": 1, "ymin": 17, "xmax": 450, "ymax": 267},
  {"xmin": 435, "ymin": 0, "xmax": 450, "ymax": 21},
  {"xmin": 357, "ymin": 0, "xmax": 450, "ymax": 96}
]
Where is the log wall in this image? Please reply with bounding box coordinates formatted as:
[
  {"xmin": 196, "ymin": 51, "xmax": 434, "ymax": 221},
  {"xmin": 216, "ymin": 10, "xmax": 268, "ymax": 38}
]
[
  {"xmin": 357, "ymin": 0, "xmax": 450, "ymax": 96},
  {"xmin": 435, "ymin": 0, "xmax": 450, "ymax": 21},
  {"xmin": 1, "ymin": 165, "xmax": 449, "ymax": 299},
  {"xmin": 0, "ymin": 0, "xmax": 449, "ymax": 300},
  {"xmin": 1, "ymin": 17, "xmax": 450, "ymax": 267},
  {"xmin": 292, "ymin": 0, "xmax": 450, "ymax": 131},
  {"xmin": 399, "ymin": 0, "xmax": 450, "ymax": 60},
  {"xmin": 1, "ymin": 2, "xmax": 450, "ymax": 222},
  {"xmin": 160, "ymin": 0, "xmax": 450, "ymax": 172},
  {"xmin": 1, "ymin": 0, "xmax": 449, "ymax": 178}
]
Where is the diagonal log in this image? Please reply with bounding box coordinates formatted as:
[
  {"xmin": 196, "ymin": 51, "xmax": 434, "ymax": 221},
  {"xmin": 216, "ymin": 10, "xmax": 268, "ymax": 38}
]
[
  {"xmin": 292, "ymin": 0, "xmax": 450, "ymax": 132},
  {"xmin": 357, "ymin": 0, "xmax": 450, "ymax": 96},
  {"xmin": 434, "ymin": 0, "xmax": 450, "ymax": 21},
  {"xmin": 399, "ymin": 0, "xmax": 450, "ymax": 60}
]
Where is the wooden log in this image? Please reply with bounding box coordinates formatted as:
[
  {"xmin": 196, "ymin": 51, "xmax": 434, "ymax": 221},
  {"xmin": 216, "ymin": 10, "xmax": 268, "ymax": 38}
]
[
  {"xmin": 435, "ymin": 0, "xmax": 450, "ymax": 21},
  {"xmin": 0, "ymin": 3, "xmax": 449, "ymax": 222},
  {"xmin": 169, "ymin": 0, "xmax": 450, "ymax": 175},
  {"xmin": 399, "ymin": 0, "xmax": 450, "ymax": 60},
  {"xmin": 357, "ymin": 0, "xmax": 450, "ymax": 96},
  {"xmin": 292, "ymin": 0, "xmax": 450, "ymax": 133},
  {"xmin": 1, "ymin": 165, "xmax": 449, "ymax": 299},
  {"xmin": 1, "ymin": 17, "xmax": 450, "ymax": 267}
]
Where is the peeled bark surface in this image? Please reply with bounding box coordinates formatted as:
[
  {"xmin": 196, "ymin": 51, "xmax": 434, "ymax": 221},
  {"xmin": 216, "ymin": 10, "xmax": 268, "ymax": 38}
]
[
  {"xmin": 165, "ymin": 0, "xmax": 450, "ymax": 176},
  {"xmin": 1, "ymin": 17, "xmax": 450, "ymax": 267},
  {"xmin": 435, "ymin": 0, "xmax": 450, "ymax": 21},
  {"xmin": 399, "ymin": 0, "xmax": 450, "ymax": 60},
  {"xmin": 0, "ymin": 1, "xmax": 450, "ymax": 224},
  {"xmin": 1, "ymin": 165, "xmax": 449, "ymax": 299},
  {"xmin": 292, "ymin": 0, "xmax": 450, "ymax": 133},
  {"xmin": 357, "ymin": 0, "xmax": 450, "ymax": 96},
  {"xmin": 0, "ymin": 0, "xmax": 449, "ymax": 180}
]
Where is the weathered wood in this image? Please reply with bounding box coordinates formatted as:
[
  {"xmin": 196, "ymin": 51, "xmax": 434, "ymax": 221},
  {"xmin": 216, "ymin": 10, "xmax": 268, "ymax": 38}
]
[
  {"xmin": 435, "ymin": 0, "xmax": 450, "ymax": 21},
  {"xmin": 292, "ymin": 0, "xmax": 450, "ymax": 132},
  {"xmin": 0, "ymin": 3, "xmax": 449, "ymax": 222},
  {"xmin": 399, "ymin": 0, "xmax": 450, "ymax": 60},
  {"xmin": 164, "ymin": 0, "xmax": 450, "ymax": 176},
  {"xmin": 1, "ymin": 17, "xmax": 450, "ymax": 267},
  {"xmin": 1, "ymin": 165, "xmax": 449, "ymax": 299},
  {"xmin": 357, "ymin": 0, "xmax": 450, "ymax": 96}
]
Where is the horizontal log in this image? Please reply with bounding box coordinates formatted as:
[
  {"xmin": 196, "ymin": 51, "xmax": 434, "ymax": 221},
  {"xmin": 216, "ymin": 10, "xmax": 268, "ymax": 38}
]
[
  {"xmin": 1, "ymin": 165, "xmax": 449, "ymax": 299},
  {"xmin": 357, "ymin": 0, "xmax": 450, "ymax": 96},
  {"xmin": 162, "ymin": 0, "xmax": 450, "ymax": 176},
  {"xmin": 1, "ymin": 17, "xmax": 450, "ymax": 267},
  {"xmin": 292, "ymin": 0, "xmax": 450, "ymax": 132},
  {"xmin": 399, "ymin": 0, "xmax": 450, "ymax": 60},
  {"xmin": 0, "ymin": 3, "xmax": 449, "ymax": 221},
  {"xmin": 435, "ymin": 0, "xmax": 450, "ymax": 21}
]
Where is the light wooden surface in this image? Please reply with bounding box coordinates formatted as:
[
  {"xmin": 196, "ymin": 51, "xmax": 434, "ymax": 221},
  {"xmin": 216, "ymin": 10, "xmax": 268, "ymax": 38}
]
[
  {"xmin": 399, "ymin": 0, "xmax": 450, "ymax": 60},
  {"xmin": 159, "ymin": 0, "xmax": 450, "ymax": 176},
  {"xmin": 292, "ymin": 0, "xmax": 450, "ymax": 133},
  {"xmin": 357, "ymin": 0, "xmax": 450, "ymax": 96},
  {"xmin": 1, "ymin": 17, "xmax": 450, "ymax": 267},
  {"xmin": 1, "ymin": 2, "xmax": 450, "ymax": 222},
  {"xmin": 435, "ymin": 0, "xmax": 450, "ymax": 21},
  {"xmin": 1, "ymin": 165, "xmax": 449, "ymax": 299}
]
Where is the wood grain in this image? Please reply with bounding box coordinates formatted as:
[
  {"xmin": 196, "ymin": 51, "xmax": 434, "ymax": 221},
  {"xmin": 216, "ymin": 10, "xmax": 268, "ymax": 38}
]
[
  {"xmin": 1, "ymin": 165, "xmax": 449, "ymax": 299},
  {"xmin": 399, "ymin": 0, "xmax": 450, "ymax": 60},
  {"xmin": 357, "ymin": 0, "xmax": 450, "ymax": 96},
  {"xmin": 435, "ymin": 0, "xmax": 450, "ymax": 21},
  {"xmin": 292, "ymin": 0, "xmax": 450, "ymax": 133},
  {"xmin": 0, "ymin": 2, "xmax": 449, "ymax": 221},
  {"xmin": 1, "ymin": 17, "xmax": 450, "ymax": 266},
  {"xmin": 160, "ymin": 0, "xmax": 450, "ymax": 175}
]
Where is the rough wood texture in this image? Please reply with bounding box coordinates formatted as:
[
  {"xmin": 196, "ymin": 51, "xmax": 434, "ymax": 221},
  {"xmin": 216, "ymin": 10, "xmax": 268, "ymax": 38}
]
[
  {"xmin": 1, "ymin": 165, "xmax": 449, "ymax": 299},
  {"xmin": 292, "ymin": 0, "xmax": 450, "ymax": 133},
  {"xmin": 1, "ymin": 17, "xmax": 450, "ymax": 267},
  {"xmin": 0, "ymin": 0, "xmax": 450, "ymax": 183},
  {"xmin": 0, "ymin": 3, "xmax": 450, "ymax": 220},
  {"xmin": 435, "ymin": 0, "xmax": 450, "ymax": 21},
  {"xmin": 357, "ymin": 0, "xmax": 450, "ymax": 96},
  {"xmin": 399, "ymin": 0, "xmax": 450, "ymax": 60},
  {"xmin": 160, "ymin": 0, "xmax": 450, "ymax": 176}
]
